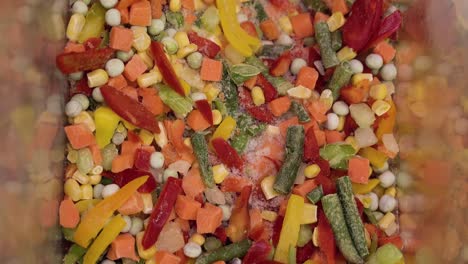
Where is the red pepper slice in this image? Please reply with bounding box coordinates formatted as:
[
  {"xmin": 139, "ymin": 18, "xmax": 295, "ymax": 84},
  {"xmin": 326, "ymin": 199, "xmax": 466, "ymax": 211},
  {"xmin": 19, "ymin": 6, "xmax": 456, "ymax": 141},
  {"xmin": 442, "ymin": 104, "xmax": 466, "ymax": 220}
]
[
  {"xmin": 56, "ymin": 47, "xmax": 114, "ymax": 74},
  {"xmin": 303, "ymin": 127, "xmax": 320, "ymax": 162},
  {"xmin": 214, "ymin": 227, "xmax": 228, "ymax": 244},
  {"xmin": 256, "ymin": 74, "xmax": 278, "ymax": 102},
  {"xmin": 212, "ymin": 138, "xmax": 244, "ymax": 170},
  {"xmin": 367, "ymin": 11, "xmax": 402, "ymax": 48},
  {"xmin": 317, "ymin": 210, "xmax": 336, "ymax": 264},
  {"xmin": 269, "ymin": 51, "xmax": 292, "ymax": 77},
  {"xmin": 150, "ymin": 41, "xmax": 185, "ymax": 96},
  {"xmin": 134, "ymin": 148, "xmax": 152, "ymax": 171},
  {"xmin": 187, "ymin": 32, "xmax": 221, "ymax": 58},
  {"xmin": 271, "ymin": 215, "xmax": 284, "ymax": 246},
  {"xmin": 71, "ymin": 77, "xmax": 92, "ymax": 96},
  {"xmin": 195, "ymin": 99, "xmax": 213, "ymax": 125},
  {"xmin": 226, "ymin": 185, "xmax": 252, "ymax": 242},
  {"xmin": 342, "ymin": 0, "xmax": 383, "ymax": 52},
  {"xmin": 247, "ymin": 106, "xmax": 275, "ymax": 123},
  {"xmin": 100, "ymin": 85, "xmax": 160, "ymax": 133},
  {"xmin": 309, "ymin": 46, "xmax": 321, "ymax": 64},
  {"xmin": 142, "ymin": 177, "xmax": 182, "ymax": 249},
  {"xmin": 102, "ymin": 168, "xmax": 157, "ymax": 193},
  {"xmin": 84, "ymin": 37, "xmax": 102, "ymax": 50},
  {"xmin": 243, "ymin": 240, "xmax": 272, "ymax": 264},
  {"xmin": 296, "ymin": 241, "xmax": 316, "ymax": 264}
]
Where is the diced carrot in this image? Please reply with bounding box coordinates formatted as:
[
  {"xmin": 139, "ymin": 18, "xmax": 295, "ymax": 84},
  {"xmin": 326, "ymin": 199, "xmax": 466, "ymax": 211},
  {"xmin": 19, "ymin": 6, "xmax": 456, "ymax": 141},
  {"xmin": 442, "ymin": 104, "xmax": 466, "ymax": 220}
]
[
  {"xmin": 141, "ymin": 145, "xmax": 156, "ymax": 153},
  {"xmin": 175, "ymin": 218, "xmax": 190, "ymax": 232},
  {"xmin": 249, "ymin": 208, "xmax": 263, "ymax": 232},
  {"xmin": 290, "ymin": 13, "xmax": 314, "ymax": 38},
  {"xmin": 150, "ymin": 0, "xmax": 163, "ymax": 18},
  {"xmin": 89, "ymin": 144, "xmax": 103, "ymax": 165},
  {"xmin": 200, "ymin": 58, "xmax": 222, "ymax": 81},
  {"xmin": 314, "ymin": 12, "xmax": 330, "ymax": 24},
  {"xmin": 108, "ymin": 75, "xmax": 128, "ymax": 90},
  {"xmin": 240, "ymin": 21, "xmax": 258, "ymax": 37},
  {"xmin": 268, "ymin": 96, "xmax": 291, "ymax": 117},
  {"xmin": 59, "ymin": 199, "xmax": 80, "ymax": 228},
  {"xmin": 109, "ymin": 27, "xmax": 134, "ymax": 52},
  {"xmin": 184, "ymin": 12, "xmax": 197, "ymax": 25},
  {"xmin": 116, "ymin": 0, "xmax": 140, "ymax": 10},
  {"xmin": 306, "ymin": 100, "xmax": 327, "ymax": 123},
  {"xmin": 162, "ymin": 143, "xmax": 180, "ymax": 165},
  {"xmin": 256, "ymin": 137, "xmax": 285, "ymax": 162},
  {"xmin": 187, "ymin": 110, "xmax": 211, "ymax": 131},
  {"xmin": 314, "ymin": 129, "xmax": 326, "ymax": 146},
  {"xmin": 120, "ymin": 8, "xmax": 130, "ymax": 24},
  {"xmin": 64, "ymin": 123, "xmax": 96, "ymax": 149},
  {"xmin": 155, "ymin": 251, "xmax": 181, "ymax": 264},
  {"xmin": 107, "ymin": 233, "xmax": 139, "ymax": 261},
  {"xmin": 181, "ymin": 0, "xmax": 194, "ymax": 10},
  {"xmin": 64, "ymin": 41, "xmax": 85, "ymax": 53},
  {"xmin": 220, "ymin": 176, "xmax": 252, "ymax": 193},
  {"xmin": 260, "ymin": 19, "xmax": 280, "ymax": 40},
  {"xmin": 111, "ymin": 154, "xmax": 134, "ymax": 173},
  {"xmin": 182, "ymin": 167, "xmax": 205, "ymax": 198},
  {"xmin": 296, "ymin": 66, "xmax": 319, "ymax": 90},
  {"xmin": 140, "ymin": 89, "xmax": 164, "ymax": 115},
  {"xmin": 175, "ymin": 195, "xmax": 201, "ymax": 220},
  {"xmin": 165, "ymin": 119, "xmax": 187, "ymax": 153},
  {"xmin": 118, "ymin": 192, "xmax": 144, "ymax": 215},
  {"xmin": 129, "ymin": 0, "xmax": 152, "ymax": 26},
  {"xmin": 124, "ymin": 55, "xmax": 148, "ymax": 82},
  {"xmin": 340, "ymin": 81, "xmax": 370, "ymax": 104},
  {"xmin": 270, "ymin": 52, "xmax": 292, "ymax": 76},
  {"xmin": 324, "ymin": 0, "xmax": 349, "ymax": 14},
  {"xmin": 292, "ymin": 179, "xmax": 318, "ymax": 198},
  {"xmin": 303, "ymin": 120, "xmax": 319, "ymax": 132},
  {"xmin": 243, "ymin": 75, "xmax": 258, "ymax": 90},
  {"xmin": 325, "ymin": 130, "xmax": 345, "ymax": 144},
  {"xmin": 278, "ymin": 116, "xmax": 299, "ymax": 137},
  {"xmin": 348, "ymin": 157, "xmax": 371, "ymax": 184},
  {"xmin": 373, "ymin": 41, "xmax": 396, "ymax": 64},
  {"xmin": 196, "ymin": 203, "xmax": 223, "ymax": 234}
]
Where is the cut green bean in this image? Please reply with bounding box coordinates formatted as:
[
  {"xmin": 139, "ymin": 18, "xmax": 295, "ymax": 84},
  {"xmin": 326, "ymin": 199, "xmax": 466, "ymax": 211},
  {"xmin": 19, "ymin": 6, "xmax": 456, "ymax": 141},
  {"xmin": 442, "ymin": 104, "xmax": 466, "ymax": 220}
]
[
  {"xmin": 315, "ymin": 22, "xmax": 340, "ymax": 69},
  {"xmin": 306, "ymin": 185, "xmax": 324, "ymax": 204},
  {"xmin": 328, "ymin": 61, "xmax": 353, "ymax": 100},
  {"xmin": 290, "ymin": 101, "xmax": 311, "ymax": 123},
  {"xmin": 364, "ymin": 208, "xmax": 378, "ymax": 225},
  {"xmin": 254, "ymin": 1, "xmax": 268, "ymax": 22},
  {"xmin": 195, "ymin": 239, "xmax": 252, "ymax": 264},
  {"xmin": 331, "ymin": 31, "xmax": 343, "ymax": 51},
  {"xmin": 63, "ymin": 244, "xmax": 86, "ymax": 264},
  {"xmin": 231, "ymin": 115, "xmax": 265, "ymax": 153},
  {"xmin": 321, "ymin": 194, "xmax": 364, "ymax": 264},
  {"xmin": 62, "ymin": 227, "xmax": 76, "ymax": 242},
  {"xmin": 191, "ymin": 133, "xmax": 215, "ymax": 188},
  {"xmin": 260, "ymin": 45, "xmax": 291, "ymax": 58},
  {"xmin": 221, "ymin": 61, "xmax": 239, "ymax": 115},
  {"xmin": 274, "ymin": 126, "xmax": 305, "ymax": 194}
]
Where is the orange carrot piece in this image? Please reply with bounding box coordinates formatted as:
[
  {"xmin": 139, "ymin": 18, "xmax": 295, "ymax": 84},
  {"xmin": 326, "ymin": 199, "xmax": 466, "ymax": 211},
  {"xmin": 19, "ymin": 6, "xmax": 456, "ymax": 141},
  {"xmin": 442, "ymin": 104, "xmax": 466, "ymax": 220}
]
[
  {"xmin": 120, "ymin": 8, "xmax": 130, "ymax": 24},
  {"xmin": 108, "ymin": 75, "xmax": 128, "ymax": 90},
  {"xmin": 220, "ymin": 176, "xmax": 252, "ymax": 193},
  {"xmin": 314, "ymin": 12, "xmax": 330, "ymax": 24},
  {"xmin": 240, "ymin": 21, "xmax": 259, "ymax": 37},
  {"xmin": 324, "ymin": 0, "xmax": 349, "ymax": 14},
  {"xmin": 150, "ymin": 0, "xmax": 163, "ymax": 19},
  {"xmin": 325, "ymin": 130, "xmax": 345, "ymax": 144},
  {"xmin": 59, "ymin": 199, "xmax": 80, "ymax": 228},
  {"xmin": 117, "ymin": 0, "xmax": 140, "ymax": 10},
  {"xmin": 314, "ymin": 129, "xmax": 326, "ymax": 146},
  {"xmin": 140, "ymin": 90, "xmax": 164, "ymax": 115},
  {"xmin": 124, "ymin": 55, "xmax": 148, "ymax": 81},
  {"xmin": 296, "ymin": 66, "xmax": 319, "ymax": 90},
  {"xmin": 165, "ymin": 119, "xmax": 186, "ymax": 153},
  {"xmin": 64, "ymin": 123, "xmax": 96, "ymax": 149},
  {"xmin": 118, "ymin": 192, "xmax": 144, "ymax": 215},
  {"xmin": 373, "ymin": 41, "xmax": 396, "ymax": 63},
  {"xmin": 181, "ymin": 0, "xmax": 194, "ymax": 10},
  {"xmin": 121, "ymin": 139, "xmax": 142, "ymax": 156},
  {"xmin": 196, "ymin": 203, "xmax": 223, "ymax": 234},
  {"xmin": 307, "ymin": 101, "xmax": 327, "ymax": 123},
  {"xmin": 292, "ymin": 179, "xmax": 318, "ymax": 198},
  {"xmin": 109, "ymin": 27, "xmax": 134, "ymax": 52},
  {"xmin": 348, "ymin": 157, "xmax": 370, "ymax": 184},
  {"xmin": 260, "ymin": 19, "xmax": 280, "ymax": 40},
  {"xmin": 187, "ymin": 110, "xmax": 211, "ymax": 131},
  {"xmin": 243, "ymin": 75, "xmax": 258, "ymax": 90},
  {"xmin": 111, "ymin": 154, "xmax": 134, "ymax": 173},
  {"xmin": 155, "ymin": 251, "xmax": 181, "ymax": 264},
  {"xmin": 268, "ymin": 96, "xmax": 291, "ymax": 117},
  {"xmin": 175, "ymin": 195, "xmax": 202, "ymax": 220},
  {"xmin": 290, "ymin": 13, "xmax": 314, "ymax": 38},
  {"xmin": 200, "ymin": 58, "xmax": 223, "ymax": 81},
  {"xmin": 107, "ymin": 233, "xmax": 140, "ymax": 261},
  {"xmin": 89, "ymin": 144, "xmax": 103, "ymax": 165},
  {"xmin": 249, "ymin": 208, "xmax": 263, "ymax": 232},
  {"xmin": 184, "ymin": 12, "xmax": 197, "ymax": 25},
  {"xmin": 129, "ymin": 0, "xmax": 152, "ymax": 26},
  {"xmin": 175, "ymin": 218, "xmax": 190, "ymax": 232},
  {"xmin": 182, "ymin": 167, "xmax": 205, "ymax": 198},
  {"xmin": 278, "ymin": 117, "xmax": 299, "ymax": 137}
]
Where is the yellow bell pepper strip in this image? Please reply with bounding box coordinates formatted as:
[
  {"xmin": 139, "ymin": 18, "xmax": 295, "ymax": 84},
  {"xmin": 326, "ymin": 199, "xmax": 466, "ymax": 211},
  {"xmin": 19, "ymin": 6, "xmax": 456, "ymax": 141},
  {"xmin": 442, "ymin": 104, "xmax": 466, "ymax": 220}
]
[
  {"xmin": 352, "ymin": 179, "xmax": 381, "ymax": 195},
  {"xmin": 83, "ymin": 214, "xmax": 126, "ymax": 264},
  {"xmin": 358, "ymin": 147, "xmax": 388, "ymax": 169},
  {"xmin": 74, "ymin": 176, "xmax": 148, "ymax": 248},
  {"xmin": 78, "ymin": 2, "xmax": 106, "ymax": 43},
  {"xmin": 225, "ymin": 0, "xmax": 261, "ymax": 50},
  {"xmin": 274, "ymin": 194, "xmax": 304, "ymax": 263},
  {"xmin": 376, "ymin": 100, "xmax": 396, "ymax": 140},
  {"xmin": 75, "ymin": 199, "xmax": 102, "ymax": 214},
  {"xmin": 94, "ymin": 106, "xmax": 121, "ymax": 148},
  {"xmin": 211, "ymin": 116, "xmax": 236, "ymax": 142}
]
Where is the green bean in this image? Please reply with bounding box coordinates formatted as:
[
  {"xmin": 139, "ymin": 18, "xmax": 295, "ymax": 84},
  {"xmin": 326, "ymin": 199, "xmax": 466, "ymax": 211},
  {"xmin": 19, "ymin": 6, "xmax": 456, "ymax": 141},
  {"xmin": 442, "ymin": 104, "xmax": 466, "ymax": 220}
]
[
  {"xmin": 259, "ymin": 45, "xmax": 291, "ymax": 58},
  {"xmin": 62, "ymin": 227, "xmax": 76, "ymax": 242},
  {"xmin": 290, "ymin": 101, "xmax": 311, "ymax": 123},
  {"xmin": 213, "ymin": 99, "xmax": 227, "ymax": 117},
  {"xmin": 315, "ymin": 22, "xmax": 340, "ymax": 69},
  {"xmin": 221, "ymin": 61, "xmax": 239, "ymax": 116},
  {"xmin": 231, "ymin": 115, "xmax": 265, "ymax": 153},
  {"xmin": 77, "ymin": 148, "xmax": 94, "ymax": 174},
  {"xmin": 306, "ymin": 185, "xmax": 324, "ymax": 204},
  {"xmin": 191, "ymin": 133, "xmax": 215, "ymax": 188},
  {"xmin": 304, "ymin": 0, "xmax": 328, "ymax": 12},
  {"xmin": 101, "ymin": 143, "xmax": 118, "ymax": 171},
  {"xmin": 204, "ymin": 236, "xmax": 222, "ymax": 252},
  {"xmin": 336, "ymin": 176, "xmax": 369, "ymax": 258},
  {"xmin": 196, "ymin": 239, "xmax": 252, "ymax": 264},
  {"xmin": 331, "ymin": 31, "xmax": 343, "ymax": 51},
  {"xmin": 63, "ymin": 244, "xmax": 86, "ymax": 264},
  {"xmin": 274, "ymin": 126, "xmax": 305, "ymax": 194},
  {"xmin": 328, "ymin": 61, "xmax": 353, "ymax": 100},
  {"xmin": 364, "ymin": 208, "xmax": 378, "ymax": 225},
  {"xmin": 254, "ymin": 1, "xmax": 268, "ymax": 22}
]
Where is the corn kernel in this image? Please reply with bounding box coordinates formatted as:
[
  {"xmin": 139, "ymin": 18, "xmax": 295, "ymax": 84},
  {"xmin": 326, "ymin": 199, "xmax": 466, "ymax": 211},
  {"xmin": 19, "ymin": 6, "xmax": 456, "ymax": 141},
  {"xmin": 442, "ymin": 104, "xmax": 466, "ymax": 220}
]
[
  {"xmin": 73, "ymin": 111, "xmax": 96, "ymax": 132},
  {"xmin": 132, "ymin": 27, "xmax": 151, "ymax": 52},
  {"xmin": 251, "ymin": 86, "xmax": 265, "ymax": 106},
  {"xmin": 174, "ymin": 31, "xmax": 190, "ymax": 48},
  {"xmin": 92, "ymin": 165, "xmax": 103, "ymax": 175},
  {"xmin": 190, "ymin": 233, "xmax": 206, "ymax": 246},
  {"xmin": 337, "ymin": 46, "xmax": 357, "ymax": 62},
  {"xmin": 180, "ymin": 79, "xmax": 191, "ymax": 95},
  {"xmin": 278, "ymin": 16, "xmax": 293, "ymax": 35},
  {"xmin": 352, "ymin": 73, "xmax": 373, "ymax": 86},
  {"xmin": 116, "ymin": 123, "xmax": 127, "ymax": 133},
  {"xmin": 302, "ymin": 203, "xmax": 318, "ymax": 224},
  {"xmin": 176, "ymin": 43, "xmax": 198, "ymax": 59},
  {"xmin": 67, "ymin": 150, "xmax": 78, "ymax": 163},
  {"xmin": 369, "ymin": 84, "xmax": 388, "ymax": 100},
  {"xmin": 66, "ymin": 13, "xmax": 85, "ymax": 41},
  {"xmin": 64, "ymin": 178, "xmax": 81, "ymax": 202},
  {"xmin": 136, "ymin": 232, "xmax": 157, "ymax": 259},
  {"xmin": 87, "ymin": 69, "xmax": 109, "ymax": 88},
  {"xmin": 141, "ymin": 193, "xmax": 154, "ymax": 214},
  {"xmin": 203, "ymin": 83, "xmax": 221, "ymax": 102},
  {"xmin": 304, "ymin": 164, "xmax": 320, "ymax": 178},
  {"xmin": 345, "ymin": 136, "xmax": 360, "ymax": 153},
  {"xmin": 213, "ymin": 164, "xmax": 229, "ymax": 184},
  {"xmin": 312, "ymin": 227, "xmax": 319, "ymax": 247},
  {"xmin": 372, "ymin": 100, "xmax": 391, "ymax": 116},
  {"xmin": 170, "ymin": 0, "xmax": 182, "ymax": 12},
  {"xmin": 261, "ymin": 210, "xmax": 278, "ymax": 222},
  {"xmin": 352, "ymin": 179, "xmax": 380, "ymax": 195},
  {"xmin": 261, "ymin": 175, "xmax": 281, "ymax": 200},
  {"xmin": 89, "ymin": 174, "xmax": 102, "ymax": 185},
  {"xmin": 183, "ymin": 137, "xmax": 192, "ymax": 148},
  {"xmin": 360, "ymin": 196, "xmax": 373, "ymax": 208},
  {"xmin": 138, "ymin": 70, "xmax": 162, "ymax": 88},
  {"xmin": 385, "ymin": 186, "xmax": 397, "ymax": 197},
  {"xmin": 139, "ymin": 129, "xmax": 154, "ymax": 145},
  {"xmin": 194, "ymin": 0, "xmax": 206, "ymax": 11},
  {"xmin": 138, "ymin": 51, "xmax": 154, "ymax": 68},
  {"xmin": 212, "ymin": 110, "xmax": 222, "ymax": 125},
  {"xmin": 288, "ymin": 85, "xmax": 312, "ymax": 99},
  {"xmin": 80, "ymin": 184, "xmax": 93, "ymax": 200},
  {"xmin": 337, "ymin": 115, "xmax": 345, "ymax": 131},
  {"xmin": 378, "ymin": 212, "xmax": 396, "ymax": 229},
  {"xmin": 72, "ymin": 170, "xmax": 89, "ymax": 185},
  {"xmin": 327, "ymin": 12, "xmax": 346, "ymax": 32}
]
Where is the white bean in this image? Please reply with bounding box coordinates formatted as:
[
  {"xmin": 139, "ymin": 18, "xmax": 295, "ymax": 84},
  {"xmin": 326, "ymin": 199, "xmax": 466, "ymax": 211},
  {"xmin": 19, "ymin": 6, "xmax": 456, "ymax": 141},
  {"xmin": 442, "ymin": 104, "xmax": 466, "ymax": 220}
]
[
  {"xmin": 332, "ymin": 101, "xmax": 349, "ymax": 116},
  {"xmin": 101, "ymin": 184, "xmax": 120, "ymax": 198},
  {"xmin": 365, "ymin": 53, "xmax": 384, "ymax": 70},
  {"xmin": 381, "ymin": 63, "xmax": 398, "ymax": 81},
  {"xmin": 378, "ymin": 170, "xmax": 396, "ymax": 188},
  {"xmin": 276, "ymin": 33, "xmax": 293, "ymax": 46},
  {"xmin": 349, "ymin": 59, "xmax": 364, "ymax": 74},
  {"xmin": 72, "ymin": 1, "xmax": 88, "ymax": 15},
  {"xmin": 65, "ymin": 100, "xmax": 82, "ymax": 117},
  {"xmin": 129, "ymin": 217, "xmax": 143, "ymax": 235},
  {"xmin": 105, "ymin": 58, "xmax": 125, "ymax": 77},
  {"xmin": 368, "ymin": 192, "xmax": 379, "ymax": 211},
  {"xmin": 71, "ymin": 93, "xmax": 90, "ymax": 110},
  {"xmin": 105, "ymin": 8, "xmax": 121, "ymax": 26},
  {"xmin": 290, "ymin": 58, "xmax": 307, "ymax": 75},
  {"xmin": 219, "ymin": 204, "xmax": 232, "ymax": 221},
  {"xmin": 183, "ymin": 242, "xmax": 202, "ymax": 258},
  {"xmin": 150, "ymin": 151, "xmax": 165, "ymax": 169},
  {"xmin": 379, "ymin": 194, "xmax": 397, "ymax": 213},
  {"xmin": 100, "ymin": 0, "xmax": 118, "ymax": 9},
  {"xmin": 326, "ymin": 113, "xmax": 339, "ymax": 130}
]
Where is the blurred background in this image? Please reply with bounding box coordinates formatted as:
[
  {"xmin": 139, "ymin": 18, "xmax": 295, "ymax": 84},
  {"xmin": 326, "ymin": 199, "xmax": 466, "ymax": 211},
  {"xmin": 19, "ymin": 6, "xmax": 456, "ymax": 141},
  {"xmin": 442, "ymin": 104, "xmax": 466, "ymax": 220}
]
[{"xmin": 0, "ymin": 0, "xmax": 466, "ymax": 263}]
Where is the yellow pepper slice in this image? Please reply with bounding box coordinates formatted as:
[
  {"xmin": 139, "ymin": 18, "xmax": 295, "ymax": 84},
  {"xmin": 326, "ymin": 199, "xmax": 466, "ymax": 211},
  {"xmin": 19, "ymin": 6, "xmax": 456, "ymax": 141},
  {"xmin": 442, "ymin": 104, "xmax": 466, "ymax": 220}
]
[
  {"xmin": 75, "ymin": 199, "xmax": 102, "ymax": 214},
  {"xmin": 211, "ymin": 116, "xmax": 236, "ymax": 142},
  {"xmin": 94, "ymin": 106, "xmax": 121, "ymax": 148},
  {"xmin": 83, "ymin": 215, "xmax": 126, "ymax": 264},
  {"xmin": 352, "ymin": 179, "xmax": 381, "ymax": 195},
  {"xmin": 358, "ymin": 147, "xmax": 388, "ymax": 169},
  {"xmin": 274, "ymin": 194, "xmax": 304, "ymax": 263},
  {"xmin": 78, "ymin": 3, "xmax": 106, "ymax": 43},
  {"xmin": 74, "ymin": 176, "xmax": 148, "ymax": 248},
  {"xmin": 376, "ymin": 100, "xmax": 396, "ymax": 140},
  {"xmin": 225, "ymin": 0, "xmax": 261, "ymax": 50}
]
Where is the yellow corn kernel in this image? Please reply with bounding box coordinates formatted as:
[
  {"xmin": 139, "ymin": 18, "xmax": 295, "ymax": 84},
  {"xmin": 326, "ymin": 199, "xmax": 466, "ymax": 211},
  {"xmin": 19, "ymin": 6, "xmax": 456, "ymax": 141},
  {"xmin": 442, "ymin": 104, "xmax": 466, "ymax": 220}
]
[
  {"xmin": 194, "ymin": 0, "xmax": 206, "ymax": 11},
  {"xmin": 327, "ymin": 12, "xmax": 346, "ymax": 32},
  {"xmin": 302, "ymin": 203, "xmax": 318, "ymax": 224},
  {"xmin": 123, "ymin": 119, "xmax": 136, "ymax": 130},
  {"xmin": 288, "ymin": 85, "xmax": 313, "ymax": 99},
  {"xmin": 89, "ymin": 174, "xmax": 102, "ymax": 185},
  {"xmin": 170, "ymin": 0, "xmax": 182, "ymax": 12},
  {"xmin": 261, "ymin": 175, "xmax": 281, "ymax": 200},
  {"xmin": 337, "ymin": 115, "xmax": 345, "ymax": 131},
  {"xmin": 378, "ymin": 212, "xmax": 396, "ymax": 229},
  {"xmin": 261, "ymin": 210, "xmax": 278, "ymax": 222},
  {"xmin": 177, "ymin": 43, "xmax": 198, "ymax": 59},
  {"xmin": 278, "ymin": 16, "xmax": 293, "ymax": 35},
  {"xmin": 190, "ymin": 233, "xmax": 205, "ymax": 246},
  {"xmin": 337, "ymin": 46, "xmax": 357, "ymax": 62},
  {"xmin": 304, "ymin": 164, "xmax": 320, "ymax": 178},
  {"xmin": 137, "ymin": 70, "xmax": 162, "ymax": 88},
  {"xmin": 359, "ymin": 147, "xmax": 387, "ymax": 168},
  {"xmin": 385, "ymin": 187, "xmax": 397, "ymax": 197},
  {"xmin": 67, "ymin": 150, "xmax": 78, "ymax": 163},
  {"xmin": 174, "ymin": 31, "xmax": 190, "ymax": 48},
  {"xmin": 136, "ymin": 232, "xmax": 157, "ymax": 259},
  {"xmin": 352, "ymin": 73, "xmax": 373, "ymax": 86},
  {"xmin": 141, "ymin": 193, "xmax": 154, "ymax": 214},
  {"xmin": 64, "ymin": 178, "xmax": 82, "ymax": 202},
  {"xmin": 116, "ymin": 123, "xmax": 126, "ymax": 133},
  {"xmin": 72, "ymin": 170, "xmax": 89, "ymax": 185},
  {"xmin": 251, "ymin": 86, "xmax": 265, "ymax": 106},
  {"xmin": 132, "ymin": 27, "xmax": 151, "ymax": 52},
  {"xmin": 369, "ymin": 84, "xmax": 388, "ymax": 100},
  {"xmin": 212, "ymin": 110, "xmax": 222, "ymax": 125},
  {"xmin": 345, "ymin": 136, "xmax": 360, "ymax": 153},
  {"xmin": 213, "ymin": 164, "xmax": 229, "ymax": 184},
  {"xmin": 184, "ymin": 138, "xmax": 192, "ymax": 148},
  {"xmin": 73, "ymin": 111, "xmax": 96, "ymax": 132},
  {"xmin": 319, "ymin": 89, "xmax": 333, "ymax": 110},
  {"xmin": 139, "ymin": 129, "xmax": 154, "ymax": 145},
  {"xmin": 66, "ymin": 14, "xmax": 86, "ymax": 41},
  {"xmin": 360, "ymin": 196, "xmax": 373, "ymax": 208},
  {"xmin": 87, "ymin": 69, "xmax": 109, "ymax": 88},
  {"xmin": 312, "ymin": 227, "xmax": 319, "ymax": 247},
  {"xmin": 80, "ymin": 184, "xmax": 93, "ymax": 200},
  {"xmin": 373, "ymin": 185, "xmax": 385, "ymax": 197},
  {"xmin": 372, "ymin": 100, "xmax": 391, "ymax": 116},
  {"xmin": 138, "ymin": 51, "xmax": 154, "ymax": 68},
  {"xmin": 352, "ymin": 179, "xmax": 380, "ymax": 195},
  {"xmin": 203, "ymin": 83, "xmax": 221, "ymax": 102},
  {"xmin": 177, "ymin": 79, "xmax": 191, "ymax": 96},
  {"xmin": 212, "ymin": 116, "xmax": 236, "ymax": 141}
]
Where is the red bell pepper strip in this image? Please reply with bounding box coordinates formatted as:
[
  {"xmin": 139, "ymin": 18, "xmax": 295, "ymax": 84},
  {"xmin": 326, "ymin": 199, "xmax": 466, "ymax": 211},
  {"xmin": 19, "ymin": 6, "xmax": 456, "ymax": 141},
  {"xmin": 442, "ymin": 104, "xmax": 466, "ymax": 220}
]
[
  {"xmin": 212, "ymin": 138, "xmax": 244, "ymax": 170},
  {"xmin": 342, "ymin": 0, "xmax": 383, "ymax": 52},
  {"xmin": 271, "ymin": 215, "xmax": 284, "ymax": 246},
  {"xmin": 84, "ymin": 37, "xmax": 102, "ymax": 50},
  {"xmin": 71, "ymin": 77, "xmax": 93, "ymax": 96},
  {"xmin": 226, "ymin": 185, "xmax": 252, "ymax": 242},
  {"xmin": 269, "ymin": 52, "xmax": 292, "ymax": 77},
  {"xmin": 256, "ymin": 74, "xmax": 278, "ymax": 102},
  {"xmin": 102, "ymin": 168, "xmax": 157, "ymax": 193},
  {"xmin": 150, "ymin": 41, "xmax": 185, "ymax": 96},
  {"xmin": 195, "ymin": 99, "xmax": 213, "ymax": 125},
  {"xmin": 309, "ymin": 46, "xmax": 321, "ymax": 64},
  {"xmin": 296, "ymin": 241, "xmax": 316, "ymax": 264},
  {"xmin": 187, "ymin": 32, "xmax": 221, "ymax": 58},
  {"xmin": 56, "ymin": 47, "xmax": 114, "ymax": 74},
  {"xmin": 317, "ymin": 210, "xmax": 336, "ymax": 264},
  {"xmin": 100, "ymin": 85, "xmax": 160, "ymax": 133},
  {"xmin": 142, "ymin": 177, "xmax": 182, "ymax": 249},
  {"xmin": 214, "ymin": 227, "xmax": 228, "ymax": 244},
  {"xmin": 134, "ymin": 148, "xmax": 152, "ymax": 171},
  {"xmin": 303, "ymin": 127, "xmax": 320, "ymax": 162},
  {"xmin": 247, "ymin": 106, "xmax": 275, "ymax": 123},
  {"xmin": 243, "ymin": 240, "xmax": 272, "ymax": 264},
  {"xmin": 366, "ymin": 11, "xmax": 402, "ymax": 48}
]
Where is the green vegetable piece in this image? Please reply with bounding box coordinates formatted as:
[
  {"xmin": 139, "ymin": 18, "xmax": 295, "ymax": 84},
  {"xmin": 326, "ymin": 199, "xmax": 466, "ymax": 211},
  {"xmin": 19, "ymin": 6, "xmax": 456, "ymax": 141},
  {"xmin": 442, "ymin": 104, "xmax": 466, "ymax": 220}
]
[
  {"xmin": 78, "ymin": 3, "xmax": 106, "ymax": 43},
  {"xmin": 245, "ymin": 56, "xmax": 268, "ymax": 73},
  {"xmin": 274, "ymin": 126, "xmax": 305, "ymax": 194},
  {"xmin": 319, "ymin": 143, "xmax": 355, "ymax": 170},
  {"xmin": 288, "ymin": 245, "xmax": 297, "ymax": 264},
  {"xmin": 159, "ymin": 85, "xmax": 193, "ymax": 117},
  {"xmin": 297, "ymin": 225, "xmax": 313, "ymax": 247},
  {"xmin": 254, "ymin": 1, "xmax": 268, "ymax": 22},
  {"xmin": 100, "ymin": 177, "xmax": 114, "ymax": 185},
  {"xmin": 191, "ymin": 133, "xmax": 215, "ymax": 188},
  {"xmin": 370, "ymin": 233, "xmax": 378, "ymax": 255},
  {"xmin": 321, "ymin": 194, "xmax": 364, "ymax": 264},
  {"xmin": 77, "ymin": 148, "xmax": 94, "ymax": 174},
  {"xmin": 328, "ymin": 61, "xmax": 353, "ymax": 100},
  {"xmin": 231, "ymin": 134, "xmax": 250, "ymax": 153},
  {"xmin": 63, "ymin": 244, "xmax": 86, "ymax": 264},
  {"xmin": 200, "ymin": 6, "xmax": 220, "ymax": 32},
  {"xmin": 364, "ymin": 208, "xmax": 378, "ymax": 225},
  {"xmin": 214, "ymin": 99, "xmax": 227, "ymax": 117},
  {"xmin": 101, "ymin": 143, "xmax": 118, "ymax": 171},
  {"xmin": 152, "ymin": 31, "xmax": 168, "ymax": 42},
  {"xmin": 195, "ymin": 239, "xmax": 252, "ymax": 264},
  {"xmin": 204, "ymin": 236, "xmax": 222, "ymax": 252},
  {"xmin": 229, "ymin": 64, "xmax": 262, "ymax": 85},
  {"xmin": 100, "ymin": 30, "xmax": 110, "ymax": 48},
  {"xmin": 367, "ymin": 244, "xmax": 404, "ymax": 264},
  {"xmin": 260, "ymin": 45, "xmax": 292, "ymax": 58},
  {"xmin": 336, "ymin": 176, "xmax": 369, "ymax": 258},
  {"xmin": 304, "ymin": 0, "xmax": 328, "ymax": 12},
  {"xmin": 306, "ymin": 185, "xmax": 324, "ymax": 204},
  {"xmin": 231, "ymin": 115, "xmax": 265, "ymax": 153},
  {"xmin": 166, "ymin": 11, "xmax": 184, "ymax": 28},
  {"xmin": 244, "ymin": 56, "xmax": 293, "ymax": 95},
  {"xmin": 315, "ymin": 22, "xmax": 340, "ymax": 69},
  {"xmin": 221, "ymin": 61, "xmax": 239, "ymax": 115},
  {"xmin": 62, "ymin": 227, "xmax": 76, "ymax": 242},
  {"xmin": 331, "ymin": 31, "xmax": 343, "ymax": 51},
  {"xmin": 290, "ymin": 101, "xmax": 311, "ymax": 123},
  {"xmin": 303, "ymin": 37, "xmax": 316, "ymax": 47}
]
